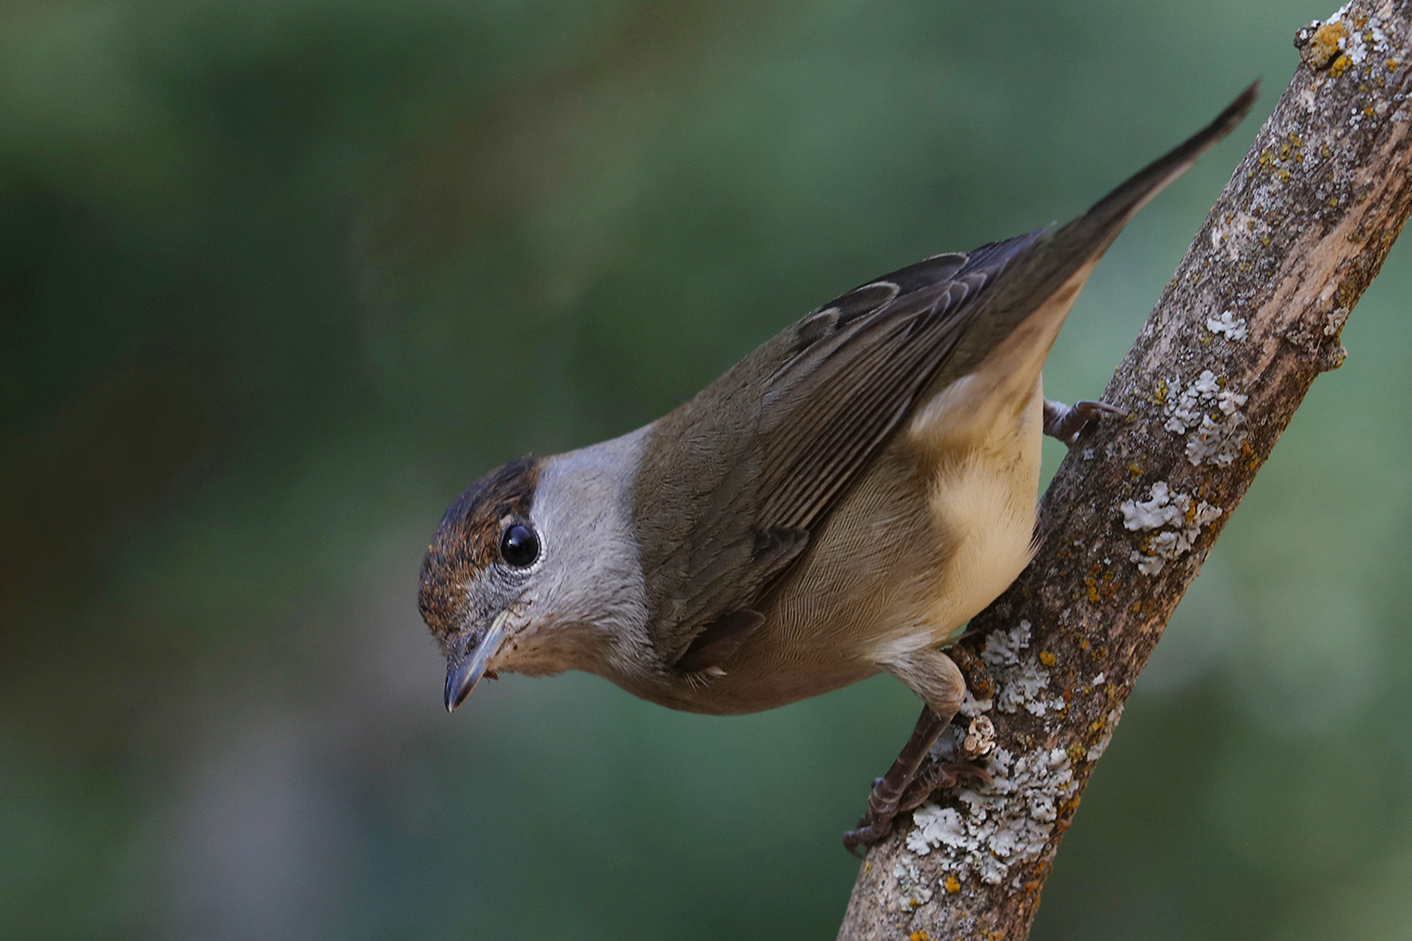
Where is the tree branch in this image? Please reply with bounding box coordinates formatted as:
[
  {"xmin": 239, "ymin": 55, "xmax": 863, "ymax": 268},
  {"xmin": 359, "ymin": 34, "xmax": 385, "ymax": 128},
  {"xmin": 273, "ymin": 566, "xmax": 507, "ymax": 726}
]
[{"xmin": 838, "ymin": 1, "xmax": 1412, "ymax": 937}]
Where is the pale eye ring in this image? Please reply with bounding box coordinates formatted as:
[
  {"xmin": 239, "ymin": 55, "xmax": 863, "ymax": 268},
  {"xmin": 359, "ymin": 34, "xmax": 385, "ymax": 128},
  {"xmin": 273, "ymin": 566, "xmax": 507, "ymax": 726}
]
[{"xmin": 499, "ymin": 523, "xmax": 540, "ymax": 567}]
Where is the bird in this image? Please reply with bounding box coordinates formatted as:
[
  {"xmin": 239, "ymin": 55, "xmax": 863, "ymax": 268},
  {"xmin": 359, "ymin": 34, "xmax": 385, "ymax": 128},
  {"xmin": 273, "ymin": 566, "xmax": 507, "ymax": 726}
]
[{"xmin": 417, "ymin": 84, "xmax": 1257, "ymax": 851}]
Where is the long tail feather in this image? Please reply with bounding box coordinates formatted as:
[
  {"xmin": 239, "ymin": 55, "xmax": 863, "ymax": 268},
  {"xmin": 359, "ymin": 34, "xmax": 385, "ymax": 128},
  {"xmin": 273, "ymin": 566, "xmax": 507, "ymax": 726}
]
[{"xmin": 975, "ymin": 82, "xmax": 1259, "ymax": 327}]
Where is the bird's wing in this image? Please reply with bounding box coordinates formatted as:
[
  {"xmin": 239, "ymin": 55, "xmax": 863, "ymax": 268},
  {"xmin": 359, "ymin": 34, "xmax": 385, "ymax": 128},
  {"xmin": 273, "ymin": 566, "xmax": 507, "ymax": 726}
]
[
  {"xmin": 634, "ymin": 83, "xmax": 1258, "ymax": 671},
  {"xmin": 632, "ymin": 234, "xmax": 1044, "ymax": 670}
]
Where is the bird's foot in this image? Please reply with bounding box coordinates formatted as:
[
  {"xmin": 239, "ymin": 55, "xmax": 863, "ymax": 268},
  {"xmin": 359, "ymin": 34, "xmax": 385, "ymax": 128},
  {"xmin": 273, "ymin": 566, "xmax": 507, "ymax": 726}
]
[
  {"xmin": 898, "ymin": 759, "xmax": 992, "ymax": 814},
  {"xmin": 842, "ymin": 708, "xmax": 943, "ymax": 856},
  {"xmin": 842, "ymin": 760, "xmax": 991, "ymax": 857},
  {"xmin": 841, "ymin": 704, "xmax": 951, "ymax": 857},
  {"xmin": 1043, "ymin": 398, "xmax": 1126, "ymax": 446}
]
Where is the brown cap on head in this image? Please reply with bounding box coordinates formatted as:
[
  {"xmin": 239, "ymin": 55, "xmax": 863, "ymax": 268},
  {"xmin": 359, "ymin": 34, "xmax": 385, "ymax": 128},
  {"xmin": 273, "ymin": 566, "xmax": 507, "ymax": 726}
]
[{"xmin": 417, "ymin": 456, "xmax": 541, "ymax": 645}]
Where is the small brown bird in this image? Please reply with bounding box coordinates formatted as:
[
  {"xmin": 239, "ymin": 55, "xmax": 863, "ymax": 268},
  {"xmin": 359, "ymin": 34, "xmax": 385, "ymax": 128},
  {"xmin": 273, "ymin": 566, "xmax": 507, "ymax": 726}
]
[{"xmin": 418, "ymin": 85, "xmax": 1256, "ymax": 849}]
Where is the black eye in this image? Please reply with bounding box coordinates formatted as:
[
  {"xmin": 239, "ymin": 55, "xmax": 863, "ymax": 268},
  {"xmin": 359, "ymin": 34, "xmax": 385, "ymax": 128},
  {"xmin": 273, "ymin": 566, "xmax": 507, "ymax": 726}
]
[{"xmin": 499, "ymin": 523, "xmax": 539, "ymax": 567}]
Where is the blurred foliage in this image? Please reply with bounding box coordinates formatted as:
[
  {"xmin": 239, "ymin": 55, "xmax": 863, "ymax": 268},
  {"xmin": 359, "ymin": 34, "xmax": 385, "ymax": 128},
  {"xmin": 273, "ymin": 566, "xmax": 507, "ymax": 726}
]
[{"xmin": 2, "ymin": 0, "xmax": 1410, "ymax": 938}]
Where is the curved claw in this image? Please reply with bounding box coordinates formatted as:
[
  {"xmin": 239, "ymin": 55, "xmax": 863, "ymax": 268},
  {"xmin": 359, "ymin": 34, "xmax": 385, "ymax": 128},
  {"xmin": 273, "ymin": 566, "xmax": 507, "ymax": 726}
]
[
  {"xmin": 1043, "ymin": 398, "xmax": 1128, "ymax": 445},
  {"xmin": 843, "ymin": 818, "xmax": 891, "ymax": 857}
]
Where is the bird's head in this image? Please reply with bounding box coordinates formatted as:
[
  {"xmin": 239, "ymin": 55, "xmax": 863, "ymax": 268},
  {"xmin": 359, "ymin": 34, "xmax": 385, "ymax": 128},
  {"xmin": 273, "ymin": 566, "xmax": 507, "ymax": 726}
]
[
  {"xmin": 418, "ymin": 445, "xmax": 648, "ymax": 712},
  {"xmin": 418, "ymin": 455, "xmax": 555, "ymax": 712}
]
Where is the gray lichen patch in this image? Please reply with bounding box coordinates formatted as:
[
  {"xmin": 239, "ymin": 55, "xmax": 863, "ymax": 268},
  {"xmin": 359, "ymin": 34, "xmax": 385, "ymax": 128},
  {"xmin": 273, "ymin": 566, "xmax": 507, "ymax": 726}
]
[
  {"xmin": 1161, "ymin": 369, "xmax": 1250, "ymax": 467},
  {"xmin": 981, "ymin": 619, "xmax": 1034, "ymax": 668},
  {"xmin": 1120, "ymin": 481, "xmax": 1224, "ymax": 576},
  {"xmin": 906, "ymin": 746, "xmax": 1077, "ymax": 886},
  {"xmin": 957, "ymin": 686, "xmax": 993, "ymax": 719},
  {"xmin": 980, "ymin": 620, "xmax": 1065, "ymax": 716},
  {"xmin": 890, "ymin": 856, "xmax": 935, "ymax": 912},
  {"xmin": 1206, "ymin": 310, "xmax": 1249, "ymax": 339}
]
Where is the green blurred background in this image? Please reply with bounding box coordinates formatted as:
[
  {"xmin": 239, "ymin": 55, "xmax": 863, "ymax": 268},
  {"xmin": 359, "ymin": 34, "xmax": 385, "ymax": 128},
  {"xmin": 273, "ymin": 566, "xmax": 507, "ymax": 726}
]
[{"xmin": 3, "ymin": 0, "xmax": 1409, "ymax": 937}]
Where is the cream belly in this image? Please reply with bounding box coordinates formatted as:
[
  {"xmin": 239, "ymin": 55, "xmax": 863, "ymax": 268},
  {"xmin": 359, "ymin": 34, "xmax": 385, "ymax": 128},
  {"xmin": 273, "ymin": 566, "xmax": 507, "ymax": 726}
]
[{"xmin": 907, "ymin": 386, "xmax": 1042, "ymax": 636}]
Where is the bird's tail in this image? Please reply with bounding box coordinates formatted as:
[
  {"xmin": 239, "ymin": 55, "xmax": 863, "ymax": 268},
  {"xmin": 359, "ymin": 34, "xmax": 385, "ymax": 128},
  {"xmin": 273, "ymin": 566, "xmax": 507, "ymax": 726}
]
[
  {"xmin": 1063, "ymin": 81, "xmax": 1259, "ymax": 260},
  {"xmin": 975, "ymin": 82, "xmax": 1259, "ymax": 326}
]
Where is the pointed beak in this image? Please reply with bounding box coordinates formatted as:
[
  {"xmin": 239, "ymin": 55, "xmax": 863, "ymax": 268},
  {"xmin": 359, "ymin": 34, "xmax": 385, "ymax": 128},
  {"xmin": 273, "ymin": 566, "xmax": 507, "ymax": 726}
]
[{"xmin": 444, "ymin": 610, "xmax": 511, "ymax": 713}]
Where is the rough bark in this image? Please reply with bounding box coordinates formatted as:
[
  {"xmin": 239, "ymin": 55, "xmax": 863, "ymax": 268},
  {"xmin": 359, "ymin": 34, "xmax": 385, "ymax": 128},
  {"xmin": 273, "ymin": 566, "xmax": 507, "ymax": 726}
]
[{"xmin": 838, "ymin": 1, "xmax": 1412, "ymax": 938}]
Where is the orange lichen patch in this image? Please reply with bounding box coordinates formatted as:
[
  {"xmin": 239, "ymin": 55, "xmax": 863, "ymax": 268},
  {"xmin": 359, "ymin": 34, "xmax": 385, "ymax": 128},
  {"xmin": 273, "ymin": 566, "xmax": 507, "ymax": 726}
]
[
  {"xmin": 1084, "ymin": 576, "xmax": 1100, "ymax": 603},
  {"xmin": 910, "ymin": 930, "xmax": 932, "ymax": 941},
  {"xmin": 1067, "ymin": 742, "xmax": 1087, "ymax": 765},
  {"xmin": 1039, "ymin": 650, "xmax": 1056, "ymax": 667},
  {"xmin": 1389, "ymin": 59, "xmax": 1400, "ymax": 71},
  {"xmin": 1242, "ymin": 439, "xmax": 1260, "ymax": 472},
  {"xmin": 943, "ymin": 876, "xmax": 961, "ymax": 894},
  {"xmin": 1183, "ymin": 499, "xmax": 1200, "ymax": 526},
  {"xmin": 1084, "ymin": 567, "xmax": 1120, "ymax": 604},
  {"xmin": 1301, "ymin": 20, "xmax": 1349, "ymax": 69},
  {"xmin": 1329, "ymin": 54, "xmax": 1353, "ymax": 78}
]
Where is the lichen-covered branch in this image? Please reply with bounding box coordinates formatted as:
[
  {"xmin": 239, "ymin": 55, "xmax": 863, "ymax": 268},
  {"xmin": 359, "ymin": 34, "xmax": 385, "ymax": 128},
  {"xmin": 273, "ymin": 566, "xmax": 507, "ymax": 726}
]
[{"xmin": 838, "ymin": 1, "xmax": 1412, "ymax": 938}]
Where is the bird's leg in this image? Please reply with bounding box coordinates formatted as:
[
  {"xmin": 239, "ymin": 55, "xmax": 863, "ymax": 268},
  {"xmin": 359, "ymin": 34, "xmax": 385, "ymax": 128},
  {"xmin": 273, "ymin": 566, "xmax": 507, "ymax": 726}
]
[
  {"xmin": 844, "ymin": 647, "xmax": 972, "ymax": 855},
  {"xmin": 1043, "ymin": 398, "xmax": 1126, "ymax": 445},
  {"xmin": 894, "ymin": 644, "xmax": 995, "ymax": 812}
]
